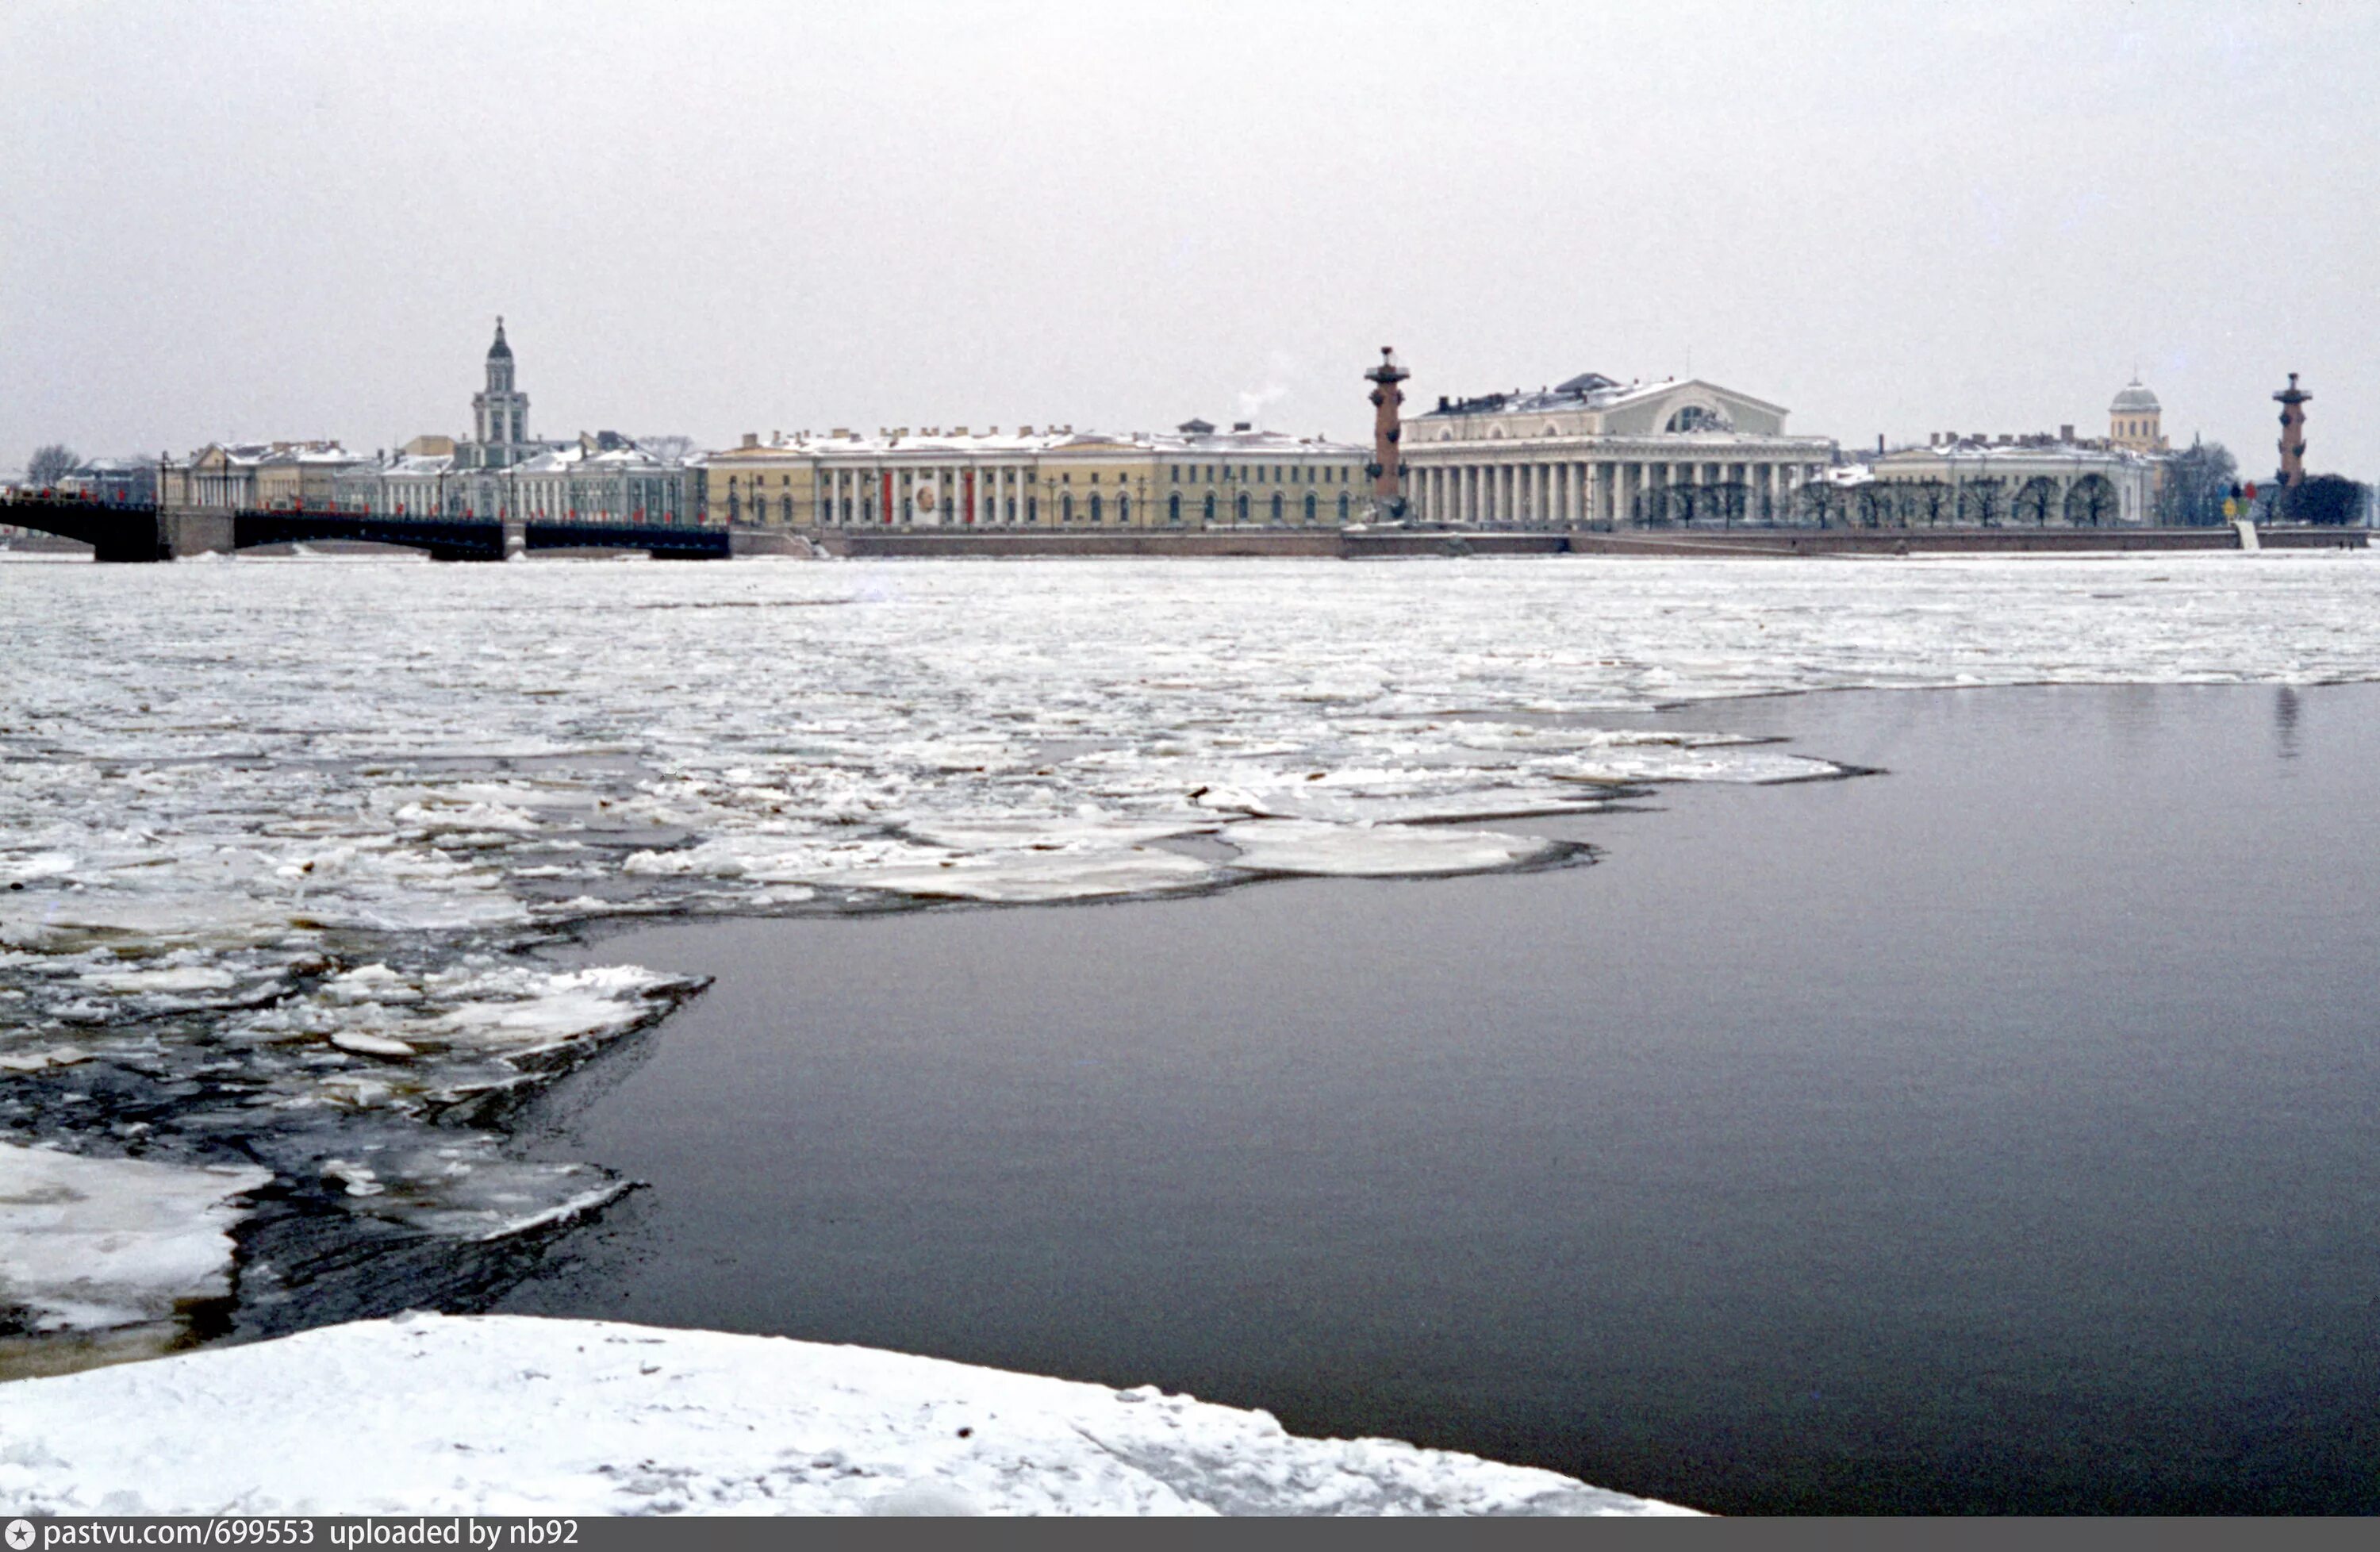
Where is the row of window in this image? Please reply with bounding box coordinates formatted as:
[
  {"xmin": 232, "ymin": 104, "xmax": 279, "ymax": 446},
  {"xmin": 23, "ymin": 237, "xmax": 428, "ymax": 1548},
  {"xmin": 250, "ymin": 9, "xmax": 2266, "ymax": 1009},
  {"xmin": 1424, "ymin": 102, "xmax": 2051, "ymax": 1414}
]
[
  {"xmin": 783, "ymin": 489, "xmax": 1363, "ymax": 526},
  {"xmin": 716, "ymin": 463, "xmax": 1357, "ymax": 490}
]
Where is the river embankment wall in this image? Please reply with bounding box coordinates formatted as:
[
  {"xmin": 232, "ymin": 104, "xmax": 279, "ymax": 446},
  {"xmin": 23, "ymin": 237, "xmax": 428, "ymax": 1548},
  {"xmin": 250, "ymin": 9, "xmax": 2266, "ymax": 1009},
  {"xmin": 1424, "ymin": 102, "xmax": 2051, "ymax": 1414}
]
[{"xmin": 809, "ymin": 527, "xmax": 2367, "ymax": 559}]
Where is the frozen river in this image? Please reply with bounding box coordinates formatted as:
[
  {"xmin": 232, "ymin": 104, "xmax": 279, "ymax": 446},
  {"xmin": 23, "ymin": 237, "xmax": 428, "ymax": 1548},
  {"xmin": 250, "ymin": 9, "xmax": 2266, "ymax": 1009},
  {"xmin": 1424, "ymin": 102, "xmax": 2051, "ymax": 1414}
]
[{"xmin": 3, "ymin": 551, "xmax": 2378, "ymax": 1508}]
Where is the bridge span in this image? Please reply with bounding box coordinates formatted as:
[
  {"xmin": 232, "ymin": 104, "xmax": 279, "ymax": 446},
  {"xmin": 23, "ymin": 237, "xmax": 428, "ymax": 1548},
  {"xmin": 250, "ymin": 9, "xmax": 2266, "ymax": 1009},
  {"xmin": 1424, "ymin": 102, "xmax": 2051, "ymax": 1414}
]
[{"xmin": 1, "ymin": 494, "xmax": 743, "ymax": 562}]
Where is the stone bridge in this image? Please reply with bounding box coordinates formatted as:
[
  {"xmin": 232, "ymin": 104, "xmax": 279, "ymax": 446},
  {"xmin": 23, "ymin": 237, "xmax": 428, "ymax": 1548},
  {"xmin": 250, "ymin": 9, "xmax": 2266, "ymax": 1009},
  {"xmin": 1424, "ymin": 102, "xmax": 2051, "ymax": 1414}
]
[{"xmin": 1, "ymin": 495, "xmax": 741, "ymax": 562}]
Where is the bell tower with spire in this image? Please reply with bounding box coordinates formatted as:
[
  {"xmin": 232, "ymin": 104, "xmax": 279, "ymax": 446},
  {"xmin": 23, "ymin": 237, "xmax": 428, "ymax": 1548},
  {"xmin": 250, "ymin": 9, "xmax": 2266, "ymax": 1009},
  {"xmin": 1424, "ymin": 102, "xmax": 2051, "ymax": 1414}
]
[{"xmin": 469, "ymin": 317, "xmax": 531, "ymax": 469}]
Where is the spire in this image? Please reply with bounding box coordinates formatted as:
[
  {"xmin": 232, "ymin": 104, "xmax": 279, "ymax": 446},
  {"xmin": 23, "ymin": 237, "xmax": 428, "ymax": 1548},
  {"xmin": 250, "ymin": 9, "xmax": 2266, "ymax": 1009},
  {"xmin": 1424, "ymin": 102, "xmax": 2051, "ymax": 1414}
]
[{"xmin": 487, "ymin": 316, "xmax": 512, "ymax": 360}]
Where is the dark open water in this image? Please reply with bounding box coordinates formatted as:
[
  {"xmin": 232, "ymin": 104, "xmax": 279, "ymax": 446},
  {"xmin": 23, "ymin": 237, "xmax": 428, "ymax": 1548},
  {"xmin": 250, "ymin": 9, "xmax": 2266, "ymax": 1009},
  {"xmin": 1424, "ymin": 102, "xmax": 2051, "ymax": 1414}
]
[{"xmin": 500, "ymin": 685, "xmax": 2380, "ymax": 1514}]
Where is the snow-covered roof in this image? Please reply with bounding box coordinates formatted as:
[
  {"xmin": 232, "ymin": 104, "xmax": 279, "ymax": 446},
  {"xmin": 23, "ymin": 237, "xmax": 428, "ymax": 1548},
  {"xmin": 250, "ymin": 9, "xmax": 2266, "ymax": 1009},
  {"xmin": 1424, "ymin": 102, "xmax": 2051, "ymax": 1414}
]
[
  {"xmin": 1414, "ymin": 374, "xmax": 1788, "ymax": 421},
  {"xmin": 2109, "ymin": 381, "xmax": 2159, "ymax": 413},
  {"xmin": 1875, "ymin": 437, "xmax": 2153, "ymax": 468},
  {"xmin": 513, "ymin": 435, "xmax": 685, "ymax": 474},
  {"xmin": 704, "ymin": 424, "xmax": 1364, "ymax": 461}
]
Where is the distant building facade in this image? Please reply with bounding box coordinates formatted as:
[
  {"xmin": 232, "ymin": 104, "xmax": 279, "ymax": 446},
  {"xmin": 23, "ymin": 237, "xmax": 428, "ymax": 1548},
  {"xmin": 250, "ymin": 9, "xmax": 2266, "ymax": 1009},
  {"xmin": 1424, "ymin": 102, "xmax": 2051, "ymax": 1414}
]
[
  {"xmin": 1396, "ymin": 373, "xmax": 1839, "ymax": 526},
  {"xmin": 336, "ymin": 322, "xmax": 698, "ymax": 523},
  {"xmin": 161, "ymin": 441, "xmax": 367, "ymax": 510},
  {"xmin": 1846, "ymin": 435, "xmax": 2157, "ymax": 527},
  {"xmin": 59, "ymin": 457, "xmax": 156, "ymax": 505},
  {"xmin": 1837, "ymin": 379, "xmax": 2178, "ymax": 528},
  {"xmin": 701, "ymin": 421, "xmax": 1368, "ymax": 530}
]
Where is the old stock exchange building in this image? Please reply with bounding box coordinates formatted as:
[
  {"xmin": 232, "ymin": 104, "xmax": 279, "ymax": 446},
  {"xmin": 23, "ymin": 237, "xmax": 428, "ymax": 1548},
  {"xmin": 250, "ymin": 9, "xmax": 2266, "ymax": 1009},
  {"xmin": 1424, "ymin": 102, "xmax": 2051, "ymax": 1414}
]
[{"xmin": 1398, "ymin": 373, "xmax": 1838, "ymax": 527}]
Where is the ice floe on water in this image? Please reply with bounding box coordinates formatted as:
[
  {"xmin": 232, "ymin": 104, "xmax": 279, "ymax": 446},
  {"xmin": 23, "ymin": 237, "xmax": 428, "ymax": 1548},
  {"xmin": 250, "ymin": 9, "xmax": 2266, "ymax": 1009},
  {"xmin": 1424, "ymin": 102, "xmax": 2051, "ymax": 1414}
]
[
  {"xmin": 1219, "ymin": 820, "xmax": 1570, "ymax": 877},
  {"xmin": 0, "ymin": 1312, "xmax": 1697, "ymax": 1515},
  {"xmin": 0, "ymin": 1143, "xmax": 267, "ymax": 1338},
  {"xmin": 3, "ymin": 551, "xmax": 2377, "ymax": 1358}
]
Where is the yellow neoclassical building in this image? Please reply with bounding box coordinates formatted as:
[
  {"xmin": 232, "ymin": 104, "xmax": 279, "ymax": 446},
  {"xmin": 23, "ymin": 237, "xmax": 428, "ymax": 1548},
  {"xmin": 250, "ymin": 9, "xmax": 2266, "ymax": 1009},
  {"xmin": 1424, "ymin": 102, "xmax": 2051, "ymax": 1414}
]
[{"xmin": 699, "ymin": 421, "xmax": 1368, "ymax": 530}]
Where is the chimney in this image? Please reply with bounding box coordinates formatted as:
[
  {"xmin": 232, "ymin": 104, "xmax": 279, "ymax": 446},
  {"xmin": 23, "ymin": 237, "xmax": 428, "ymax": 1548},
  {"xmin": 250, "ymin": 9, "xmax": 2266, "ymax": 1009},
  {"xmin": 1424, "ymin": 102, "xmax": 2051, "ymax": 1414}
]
[
  {"xmin": 1876, "ymin": 433, "xmax": 1885, "ymax": 455},
  {"xmin": 740, "ymin": 433, "xmax": 758, "ymax": 449},
  {"xmin": 1233, "ymin": 421, "xmax": 1251, "ymax": 432},
  {"xmin": 2060, "ymin": 424, "xmax": 2075, "ymax": 443}
]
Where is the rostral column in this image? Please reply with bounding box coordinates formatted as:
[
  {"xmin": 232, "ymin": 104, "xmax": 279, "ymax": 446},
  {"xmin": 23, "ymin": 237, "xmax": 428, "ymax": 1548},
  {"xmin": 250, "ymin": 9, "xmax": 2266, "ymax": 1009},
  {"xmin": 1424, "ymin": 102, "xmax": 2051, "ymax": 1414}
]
[
  {"xmin": 2274, "ymin": 371, "xmax": 2310, "ymax": 488},
  {"xmin": 1365, "ymin": 346, "xmax": 1410, "ymax": 521}
]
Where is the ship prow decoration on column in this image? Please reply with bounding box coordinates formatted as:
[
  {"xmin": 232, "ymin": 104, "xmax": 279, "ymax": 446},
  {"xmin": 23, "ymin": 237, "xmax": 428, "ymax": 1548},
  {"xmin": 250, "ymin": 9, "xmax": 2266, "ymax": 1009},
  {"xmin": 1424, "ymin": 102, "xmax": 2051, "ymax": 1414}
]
[{"xmin": 1365, "ymin": 346, "xmax": 1410, "ymax": 523}]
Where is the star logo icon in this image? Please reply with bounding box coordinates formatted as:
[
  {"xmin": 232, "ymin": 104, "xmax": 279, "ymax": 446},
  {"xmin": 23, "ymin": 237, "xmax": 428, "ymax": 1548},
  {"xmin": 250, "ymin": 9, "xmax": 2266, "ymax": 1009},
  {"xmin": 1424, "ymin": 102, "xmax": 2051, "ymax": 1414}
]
[{"xmin": 6, "ymin": 1519, "xmax": 35, "ymax": 1550}]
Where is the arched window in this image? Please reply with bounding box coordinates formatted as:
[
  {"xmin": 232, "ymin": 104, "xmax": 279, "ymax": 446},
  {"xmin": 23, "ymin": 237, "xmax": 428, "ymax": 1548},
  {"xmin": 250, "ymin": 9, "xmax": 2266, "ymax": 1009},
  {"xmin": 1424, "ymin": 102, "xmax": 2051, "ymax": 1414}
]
[
  {"xmin": 1118, "ymin": 494, "xmax": 1130, "ymax": 524},
  {"xmin": 1203, "ymin": 491, "xmax": 1216, "ymax": 523},
  {"xmin": 1338, "ymin": 492, "xmax": 1350, "ymax": 523},
  {"xmin": 1062, "ymin": 493, "xmax": 1074, "ymax": 523},
  {"xmin": 1169, "ymin": 492, "xmax": 1181, "ymax": 524},
  {"xmin": 1303, "ymin": 492, "xmax": 1317, "ymax": 524},
  {"xmin": 1666, "ymin": 404, "xmax": 1733, "ymax": 432},
  {"xmin": 1089, "ymin": 492, "xmax": 1103, "ymax": 524},
  {"xmin": 1235, "ymin": 492, "xmax": 1250, "ymax": 523},
  {"xmin": 1270, "ymin": 492, "xmax": 1284, "ymax": 524}
]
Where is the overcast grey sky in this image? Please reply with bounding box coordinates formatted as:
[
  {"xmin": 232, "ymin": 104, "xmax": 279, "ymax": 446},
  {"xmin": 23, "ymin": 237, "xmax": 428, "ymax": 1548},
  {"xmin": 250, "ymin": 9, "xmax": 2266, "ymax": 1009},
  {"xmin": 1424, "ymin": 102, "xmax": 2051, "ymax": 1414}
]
[{"xmin": 5, "ymin": 0, "xmax": 2375, "ymax": 476}]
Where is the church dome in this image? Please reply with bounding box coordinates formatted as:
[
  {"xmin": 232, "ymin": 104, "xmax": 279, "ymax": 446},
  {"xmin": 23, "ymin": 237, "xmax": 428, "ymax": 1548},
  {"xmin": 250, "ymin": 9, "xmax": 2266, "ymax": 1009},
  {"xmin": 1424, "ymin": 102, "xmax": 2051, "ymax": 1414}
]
[
  {"xmin": 2109, "ymin": 379, "xmax": 2158, "ymax": 413},
  {"xmin": 486, "ymin": 318, "xmax": 512, "ymax": 361}
]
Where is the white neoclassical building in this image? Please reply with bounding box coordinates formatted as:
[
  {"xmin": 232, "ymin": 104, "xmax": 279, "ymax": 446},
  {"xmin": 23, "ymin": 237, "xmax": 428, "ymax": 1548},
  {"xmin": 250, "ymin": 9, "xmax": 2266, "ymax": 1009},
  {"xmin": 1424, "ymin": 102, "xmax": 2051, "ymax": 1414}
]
[
  {"xmin": 1397, "ymin": 373, "xmax": 1839, "ymax": 527},
  {"xmin": 1849, "ymin": 436, "xmax": 2159, "ymax": 528}
]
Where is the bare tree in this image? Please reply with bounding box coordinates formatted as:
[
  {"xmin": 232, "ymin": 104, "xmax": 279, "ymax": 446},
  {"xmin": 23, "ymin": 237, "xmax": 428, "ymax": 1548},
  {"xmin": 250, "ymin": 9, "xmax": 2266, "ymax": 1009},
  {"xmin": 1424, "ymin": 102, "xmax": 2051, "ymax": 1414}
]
[
  {"xmin": 2156, "ymin": 440, "xmax": 2236, "ymax": 527},
  {"xmin": 1913, "ymin": 479, "xmax": 1952, "ymax": 528},
  {"xmin": 1956, "ymin": 478, "xmax": 2005, "ymax": 528},
  {"xmin": 2063, "ymin": 474, "xmax": 2117, "ymax": 527},
  {"xmin": 28, "ymin": 444, "xmax": 78, "ymax": 486},
  {"xmin": 2012, "ymin": 476, "xmax": 2058, "ymax": 527},
  {"xmin": 1797, "ymin": 481, "xmax": 1841, "ymax": 528}
]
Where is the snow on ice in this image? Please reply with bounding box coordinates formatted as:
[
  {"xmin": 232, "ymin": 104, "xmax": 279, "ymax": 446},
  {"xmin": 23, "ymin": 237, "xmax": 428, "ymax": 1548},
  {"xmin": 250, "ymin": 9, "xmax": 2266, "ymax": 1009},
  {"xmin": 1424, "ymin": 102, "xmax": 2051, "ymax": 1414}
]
[
  {"xmin": 0, "ymin": 1143, "xmax": 268, "ymax": 1335},
  {"xmin": 0, "ymin": 1312, "xmax": 1695, "ymax": 1516},
  {"xmin": 3, "ymin": 551, "xmax": 2377, "ymax": 1348}
]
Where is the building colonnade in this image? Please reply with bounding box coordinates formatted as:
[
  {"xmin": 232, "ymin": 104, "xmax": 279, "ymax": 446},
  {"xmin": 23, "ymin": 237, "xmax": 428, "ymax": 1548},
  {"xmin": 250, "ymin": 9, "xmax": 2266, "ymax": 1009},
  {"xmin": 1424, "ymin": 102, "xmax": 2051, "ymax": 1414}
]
[{"xmin": 1403, "ymin": 452, "xmax": 1829, "ymax": 527}]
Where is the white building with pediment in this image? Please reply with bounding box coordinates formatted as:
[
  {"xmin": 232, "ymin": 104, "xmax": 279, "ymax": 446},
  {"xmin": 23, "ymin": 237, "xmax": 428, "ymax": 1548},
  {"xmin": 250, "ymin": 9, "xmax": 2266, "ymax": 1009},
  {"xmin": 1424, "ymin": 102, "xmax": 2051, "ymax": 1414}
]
[{"xmin": 1398, "ymin": 371, "xmax": 1838, "ymax": 526}]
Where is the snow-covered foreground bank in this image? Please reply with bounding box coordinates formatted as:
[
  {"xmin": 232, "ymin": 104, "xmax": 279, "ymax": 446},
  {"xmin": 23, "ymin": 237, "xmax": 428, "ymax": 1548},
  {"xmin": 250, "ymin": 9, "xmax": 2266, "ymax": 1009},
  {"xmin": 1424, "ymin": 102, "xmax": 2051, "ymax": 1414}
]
[{"xmin": 0, "ymin": 1312, "xmax": 1695, "ymax": 1516}]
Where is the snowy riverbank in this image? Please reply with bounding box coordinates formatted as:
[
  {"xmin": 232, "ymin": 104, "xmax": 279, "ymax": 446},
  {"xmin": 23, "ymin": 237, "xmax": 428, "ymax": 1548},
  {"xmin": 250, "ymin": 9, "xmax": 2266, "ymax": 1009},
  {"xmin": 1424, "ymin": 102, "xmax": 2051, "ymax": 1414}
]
[{"xmin": 0, "ymin": 1312, "xmax": 1695, "ymax": 1516}]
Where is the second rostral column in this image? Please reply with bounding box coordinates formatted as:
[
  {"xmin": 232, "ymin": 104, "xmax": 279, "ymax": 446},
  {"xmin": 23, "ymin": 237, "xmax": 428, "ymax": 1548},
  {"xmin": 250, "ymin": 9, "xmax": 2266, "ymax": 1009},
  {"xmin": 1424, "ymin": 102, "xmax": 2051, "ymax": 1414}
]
[{"xmin": 1365, "ymin": 347, "xmax": 1410, "ymax": 522}]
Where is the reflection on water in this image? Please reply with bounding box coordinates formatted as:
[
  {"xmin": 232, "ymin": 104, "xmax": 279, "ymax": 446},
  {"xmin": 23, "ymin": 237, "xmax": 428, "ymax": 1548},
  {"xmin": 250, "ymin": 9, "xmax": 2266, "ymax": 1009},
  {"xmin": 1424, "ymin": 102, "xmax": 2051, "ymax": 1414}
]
[
  {"xmin": 2274, "ymin": 685, "xmax": 2301, "ymax": 762},
  {"xmin": 504, "ymin": 685, "xmax": 2380, "ymax": 1515}
]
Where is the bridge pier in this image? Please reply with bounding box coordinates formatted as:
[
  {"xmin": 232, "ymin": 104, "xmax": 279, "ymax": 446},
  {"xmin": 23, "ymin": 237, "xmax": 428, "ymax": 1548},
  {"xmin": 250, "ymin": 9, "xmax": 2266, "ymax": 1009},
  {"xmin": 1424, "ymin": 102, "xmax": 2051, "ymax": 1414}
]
[
  {"xmin": 91, "ymin": 509, "xmax": 236, "ymax": 563},
  {"xmin": 163, "ymin": 509, "xmax": 234, "ymax": 560},
  {"xmin": 504, "ymin": 519, "xmax": 527, "ymax": 559}
]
